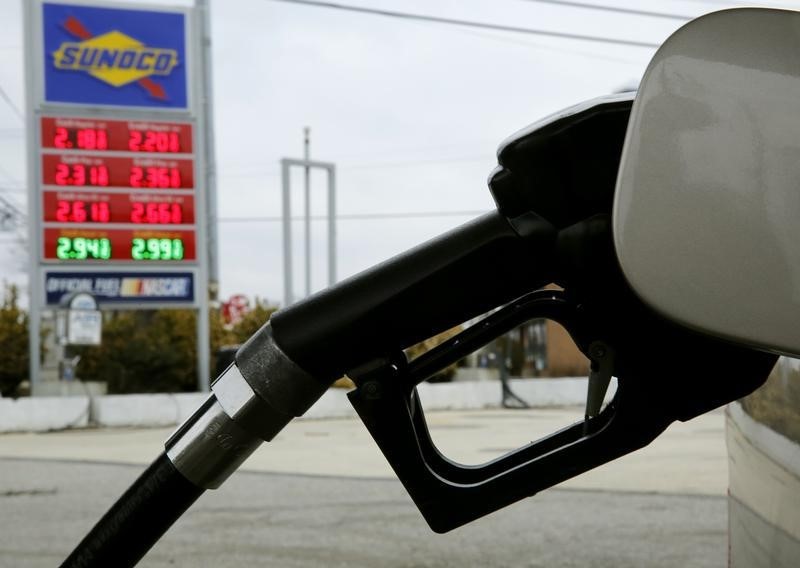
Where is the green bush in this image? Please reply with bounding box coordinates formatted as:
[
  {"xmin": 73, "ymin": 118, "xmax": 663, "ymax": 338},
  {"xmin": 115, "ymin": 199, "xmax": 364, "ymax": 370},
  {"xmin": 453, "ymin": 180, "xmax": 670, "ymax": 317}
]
[
  {"xmin": 0, "ymin": 284, "xmax": 29, "ymax": 396},
  {"xmin": 75, "ymin": 299, "xmax": 278, "ymax": 394}
]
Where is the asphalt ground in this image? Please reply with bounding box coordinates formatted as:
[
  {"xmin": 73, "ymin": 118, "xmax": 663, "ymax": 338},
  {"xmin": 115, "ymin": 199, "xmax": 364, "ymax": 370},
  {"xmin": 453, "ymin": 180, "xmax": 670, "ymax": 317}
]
[{"xmin": 0, "ymin": 407, "xmax": 730, "ymax": 567}]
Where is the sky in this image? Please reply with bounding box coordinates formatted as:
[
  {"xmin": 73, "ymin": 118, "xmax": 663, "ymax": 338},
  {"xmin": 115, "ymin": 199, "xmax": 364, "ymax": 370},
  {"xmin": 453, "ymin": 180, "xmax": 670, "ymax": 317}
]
[{"xmin": 1, "ymin": 0, "xmax": 799, "ymax": 308}]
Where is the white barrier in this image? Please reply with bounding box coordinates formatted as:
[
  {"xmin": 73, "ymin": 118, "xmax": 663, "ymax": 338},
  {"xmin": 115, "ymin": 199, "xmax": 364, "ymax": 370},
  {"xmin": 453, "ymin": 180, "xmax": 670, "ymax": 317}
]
[
  {"xmin": 0, "ymin": 377, "xmax": 607, "ymax": 433},
  {"xmin": 0, "ymin": 395, "xmax": 90, "ymax": 432}
]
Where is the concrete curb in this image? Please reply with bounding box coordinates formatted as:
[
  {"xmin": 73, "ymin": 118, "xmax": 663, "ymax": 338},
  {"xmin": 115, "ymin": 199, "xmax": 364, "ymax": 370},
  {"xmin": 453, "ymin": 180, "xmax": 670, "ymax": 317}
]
[{"xmin": 0, "ymin": 377, "xmax": 608, "ymax": 433}]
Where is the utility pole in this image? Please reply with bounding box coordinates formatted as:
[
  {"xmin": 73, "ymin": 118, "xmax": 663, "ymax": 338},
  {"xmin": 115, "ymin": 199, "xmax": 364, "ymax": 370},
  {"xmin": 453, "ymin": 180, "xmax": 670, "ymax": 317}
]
[{"xmin": 303, "ymin": 127, "xmax": 311, "ymax": 297}]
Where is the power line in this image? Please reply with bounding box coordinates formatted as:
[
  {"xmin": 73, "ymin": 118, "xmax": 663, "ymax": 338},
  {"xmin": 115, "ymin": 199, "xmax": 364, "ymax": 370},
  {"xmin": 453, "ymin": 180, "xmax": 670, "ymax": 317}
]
[
  {"xmin": 220, "ymin": 155, "xmax": 493, "ymax": 179},
  {"xmin": 519, "ymin": 0, "xmax": 692, "ymax": 21},
  {"xmin": 220, "ymin": 210, "xmax": 487, "ymax": 223},
  {"xmin": 0, "ymin": 83, "xmax": 24, "ymax": 122},
  {"xmin": 265, "ymin": 0, "xmax": 661, "ymax": 48},
  {"xmin": 455, "ymin": 27, "xmax": 647, "ymax": 65}
]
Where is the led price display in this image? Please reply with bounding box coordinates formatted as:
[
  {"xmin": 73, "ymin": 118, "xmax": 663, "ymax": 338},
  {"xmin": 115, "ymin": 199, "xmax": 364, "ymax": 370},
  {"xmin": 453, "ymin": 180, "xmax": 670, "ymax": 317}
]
[
  {"xmin": 42, "ymin": 191, "xmax": 195, "ymax": 224},
  {"xmin": 41, "ymin": 117, "xmax": 193, "ymax": 153},
  {"xmin": 132, "ymin": 237, "xmax": 184, "ymax": 261},
  {"xmin": 42, "ymin": 155, "xmax": 195, "ymax": 189},
  {"xmin": 44, "ymin": 228, "xmax": 196, "ymax": 262},
  {"xmin": 56, "ymin": 237, "xmax": 112, "ymax": 260},
  {"xmin": 39, "ymin": 115, "xmax": 198, "ymax": 265}
]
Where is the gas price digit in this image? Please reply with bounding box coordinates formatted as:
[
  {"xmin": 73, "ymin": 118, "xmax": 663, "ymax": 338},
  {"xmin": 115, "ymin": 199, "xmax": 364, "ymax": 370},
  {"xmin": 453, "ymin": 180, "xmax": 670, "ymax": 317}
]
[
  {"xmin": 129, "ymin": 167, "xmax": 182, "ymax": 189},
  {"xmin": 130, "ymin": 202, "xmax": 183, "ymax": 224},
  {"xmin": 131, "ymin": 238, "xmax": 185, "ymax": 260},
  {"xmin": 129, "ymin": 130, "xmax": 181, "ymax": 153},
  {"xmin": 56, "ymin": 237, "xmax": 112, "ymax": 260},
  {"xmin": 55, "ymin": 201, "xmax": 111, "ymax": 223},
  {"xmin": 54, "ymin": 163, "xmax": 109, "ymax": 187},
  {"xmin": 53, "ymin": 127, "xmax": 108, "ymax": 150}
]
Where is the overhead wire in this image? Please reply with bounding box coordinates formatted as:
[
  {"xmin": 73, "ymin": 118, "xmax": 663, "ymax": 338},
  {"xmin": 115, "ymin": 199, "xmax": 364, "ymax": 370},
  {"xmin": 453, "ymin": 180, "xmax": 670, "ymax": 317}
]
[
  {"xmin": 0, "ymin": 83, "xmax": 24, "ymax": 122},
  {"xmin": 518, "ymin": 0, "xmax": 692, "ymax": 20},
  {"xmin": 220, "ymin": 210, "xmax": 487, "ymax": 223},
  {"xmin": 264, "ymin": 0, "xmax": 662, "ymax": 48}
]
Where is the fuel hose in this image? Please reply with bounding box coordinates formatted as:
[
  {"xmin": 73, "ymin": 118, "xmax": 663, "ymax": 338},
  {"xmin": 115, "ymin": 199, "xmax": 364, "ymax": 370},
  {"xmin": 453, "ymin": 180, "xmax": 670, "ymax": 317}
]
[{"xmin": 60, "ymin": 211, "xmax": 557, "ymax": 566}]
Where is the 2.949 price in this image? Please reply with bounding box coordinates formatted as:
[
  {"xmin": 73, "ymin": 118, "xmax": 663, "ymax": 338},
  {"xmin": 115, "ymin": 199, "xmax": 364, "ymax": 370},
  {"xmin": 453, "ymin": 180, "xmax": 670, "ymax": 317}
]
[{"xmin": 56, "ymin": 237, "xmax": 111, "ymax": 260}]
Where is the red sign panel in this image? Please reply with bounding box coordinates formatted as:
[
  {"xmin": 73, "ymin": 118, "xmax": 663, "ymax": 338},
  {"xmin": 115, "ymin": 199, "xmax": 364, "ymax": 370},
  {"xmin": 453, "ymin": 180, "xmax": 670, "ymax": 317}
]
[
  {"xmin": 42, "ymin": 154, "xmax": 195, "ymax": 189},
  {"xmin": 42, "ymin": 191, "xmax": 195, "ymax": 225},
  {"xmin": 41, "ymin": 116, "xmax": 193, "ymax": 153},
  {"xmin": 43, "ymin": 227, "xmax": 197, "ymax": 262}
]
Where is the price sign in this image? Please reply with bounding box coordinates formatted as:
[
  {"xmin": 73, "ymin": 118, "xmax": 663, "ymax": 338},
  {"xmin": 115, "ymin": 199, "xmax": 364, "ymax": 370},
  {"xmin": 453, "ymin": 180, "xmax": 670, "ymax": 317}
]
[
  {"xmin": 43, "ymin": 227, "xmax": 197, "ymax": 262},
  {"xmin": 40, "ymin": 116, "xmax": 198, "ymax": 265}
]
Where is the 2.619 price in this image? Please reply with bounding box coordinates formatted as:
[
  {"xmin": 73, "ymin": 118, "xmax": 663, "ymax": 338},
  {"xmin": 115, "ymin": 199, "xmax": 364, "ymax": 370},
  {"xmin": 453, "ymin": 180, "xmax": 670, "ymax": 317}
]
[
  {"xmin": 131, "ymin": 238, "xmax": 184, "ymax": 261},
  {"xmin": 56, "ymin": 200, "xmax": 110, "ymax": 223}
]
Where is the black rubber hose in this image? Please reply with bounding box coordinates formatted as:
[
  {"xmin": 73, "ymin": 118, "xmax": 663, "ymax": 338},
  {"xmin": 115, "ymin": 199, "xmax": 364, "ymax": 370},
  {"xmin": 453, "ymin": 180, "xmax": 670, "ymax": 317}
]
[{"xmin": 61, "ymin": 453, "xmax": 203, "ymax": 568}]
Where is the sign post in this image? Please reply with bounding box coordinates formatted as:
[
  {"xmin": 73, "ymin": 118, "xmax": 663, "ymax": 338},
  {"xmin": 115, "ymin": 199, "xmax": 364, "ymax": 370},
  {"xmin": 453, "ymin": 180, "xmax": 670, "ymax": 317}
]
[{"xmin": 24, "ymin": 0, "xmax": 212, "ymax": 393}]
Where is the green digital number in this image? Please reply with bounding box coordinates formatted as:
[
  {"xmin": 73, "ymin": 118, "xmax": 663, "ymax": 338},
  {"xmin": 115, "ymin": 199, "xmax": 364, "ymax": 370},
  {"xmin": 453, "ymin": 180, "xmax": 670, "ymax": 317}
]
[
  {"xmin": 56, "ymin": 237, "xmax": 71, "ymax": 260},
  {"xmin": 132, "ymin": 238, "xmax": 146, "ymax": 260},
  {"xmin": 56, "ymin": 237, "xmax": 112, "ymax": 260},
  {"xmin": 131, "ymin": 238, "xmax": 185, "ymax": 260}
]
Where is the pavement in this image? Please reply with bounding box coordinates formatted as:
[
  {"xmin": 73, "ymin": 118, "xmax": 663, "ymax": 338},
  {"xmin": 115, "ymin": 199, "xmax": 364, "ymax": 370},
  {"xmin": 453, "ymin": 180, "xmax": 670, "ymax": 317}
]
[{"xmin": 0, "ymin": 406, "xmax": 731, "ymax": 567}]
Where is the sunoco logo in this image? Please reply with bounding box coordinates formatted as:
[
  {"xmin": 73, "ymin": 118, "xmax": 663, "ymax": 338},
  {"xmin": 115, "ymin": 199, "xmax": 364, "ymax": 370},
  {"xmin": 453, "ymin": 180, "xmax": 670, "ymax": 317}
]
[{"xmin": 51, "ymin": 16, "xmax": 177, "ymax": 100}]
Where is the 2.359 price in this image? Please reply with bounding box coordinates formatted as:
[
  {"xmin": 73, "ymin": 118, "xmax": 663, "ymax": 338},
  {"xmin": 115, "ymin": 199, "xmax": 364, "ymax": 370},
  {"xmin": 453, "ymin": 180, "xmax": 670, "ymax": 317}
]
[
  {"xmin": 129, "ymin": 167, "xmax": 182, "ymax": 189},
  {"xmin": 131, "ymin": 238, "xmax": 184, "ymax": 261}
]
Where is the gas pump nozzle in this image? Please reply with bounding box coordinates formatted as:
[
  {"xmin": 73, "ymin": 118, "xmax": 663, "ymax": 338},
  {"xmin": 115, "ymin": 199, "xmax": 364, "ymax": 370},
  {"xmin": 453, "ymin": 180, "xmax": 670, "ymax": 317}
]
[{"xmin": 61, "ymin": 92, "xmax": 777, "ymax": 567}]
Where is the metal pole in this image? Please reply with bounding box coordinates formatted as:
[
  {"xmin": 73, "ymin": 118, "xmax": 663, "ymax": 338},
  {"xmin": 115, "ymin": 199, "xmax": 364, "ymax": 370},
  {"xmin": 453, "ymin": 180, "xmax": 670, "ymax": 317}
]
[
  {"xmin": 328, "ymin": 166, "xmax": 336, "ymax": 285},
  {"xmin": 23, "ymin": 0, "xmax": 41, "ymax": 394},
  {"xmin": 303, "ymin": 127, "xmax": 311, "ymax": 297},
  {"xmin": 281, "ymin": 159, "xmax": 293, "ymax": 307},
  {"xmin": 197, "ymin": 0, "xmax": 219, "ymax": 302}
]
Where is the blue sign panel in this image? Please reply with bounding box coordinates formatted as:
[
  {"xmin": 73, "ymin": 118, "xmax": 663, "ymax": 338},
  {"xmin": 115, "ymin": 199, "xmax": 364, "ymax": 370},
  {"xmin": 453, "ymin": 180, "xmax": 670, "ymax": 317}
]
[
  {"xmin": 42, "ymin": 3, "xmax": 188, "ymax": 109},
  {"xmin": 45, "ymin": 271, "xmax": 195, "ymax": 305}
]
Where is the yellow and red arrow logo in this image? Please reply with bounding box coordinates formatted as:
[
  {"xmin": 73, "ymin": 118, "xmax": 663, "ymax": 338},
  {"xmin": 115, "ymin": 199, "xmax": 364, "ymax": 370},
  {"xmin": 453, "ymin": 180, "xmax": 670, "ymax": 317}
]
[{"xmin": 52, "ymin": 16, "xmax": 177, "ymax": 100}]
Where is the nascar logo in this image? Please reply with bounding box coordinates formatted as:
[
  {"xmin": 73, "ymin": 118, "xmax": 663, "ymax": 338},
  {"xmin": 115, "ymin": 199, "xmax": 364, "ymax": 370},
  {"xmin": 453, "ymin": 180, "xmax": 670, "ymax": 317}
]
[{"xmin": 51, "ymin": 16, "xmax": 177, "ymax": 100}]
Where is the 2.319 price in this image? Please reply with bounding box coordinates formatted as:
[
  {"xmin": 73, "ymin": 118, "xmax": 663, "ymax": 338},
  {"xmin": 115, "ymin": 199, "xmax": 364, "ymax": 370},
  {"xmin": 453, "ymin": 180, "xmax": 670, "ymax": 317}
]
[{"xmin": 54, "ymin": 164, "xmax": 109, "ymax": 187}]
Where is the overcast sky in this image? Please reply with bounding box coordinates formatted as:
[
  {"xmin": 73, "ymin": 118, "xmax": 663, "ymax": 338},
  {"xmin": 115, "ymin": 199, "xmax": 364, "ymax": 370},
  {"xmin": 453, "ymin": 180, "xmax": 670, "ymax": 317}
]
[{"xmin": 1, "ymin": 0, "xmax": 798, "ymax": 307}]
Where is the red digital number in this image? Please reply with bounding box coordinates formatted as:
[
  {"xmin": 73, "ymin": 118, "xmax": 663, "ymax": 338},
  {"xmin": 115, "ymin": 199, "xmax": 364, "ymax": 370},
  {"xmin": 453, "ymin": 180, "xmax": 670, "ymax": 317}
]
[
  {"xmin": 130, "ymin": 202, "xmax": 183, "ymax": 224},
  {"xmin": 76, "ymin": 129, "xmax": 108, "ymax": 150},
  {"xmin": 129, "ymin": 166, "xmax": 182, "ymax": 188},
  {"xmin": 54, "ymin": 163, "xmax": 109, "ymax": 187},
  {"xmin": 55, "ymin": 200, "xmax": 110, "ymax": 222},
  {"xmin": 56, "ymin": 200, "xmax": 70, "ymax": 221},
  {"xmin": 54, "ymin": 127, "xmax": 71, "ymax": 149},
  {"xmin": 129, "ymin": 130, "xmax": 181, "ymax": 153},
  {"xmin": 90, "ymin": 202, "xmax": 110, "ymax": 222}
]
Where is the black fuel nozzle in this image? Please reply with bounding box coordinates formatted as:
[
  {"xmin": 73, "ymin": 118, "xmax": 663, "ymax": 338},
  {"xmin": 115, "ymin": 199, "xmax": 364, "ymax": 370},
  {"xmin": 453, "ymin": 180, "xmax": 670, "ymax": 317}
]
[{"xmin": 62, "ymin": 92, "xmax": 777, "ymax": 565}]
